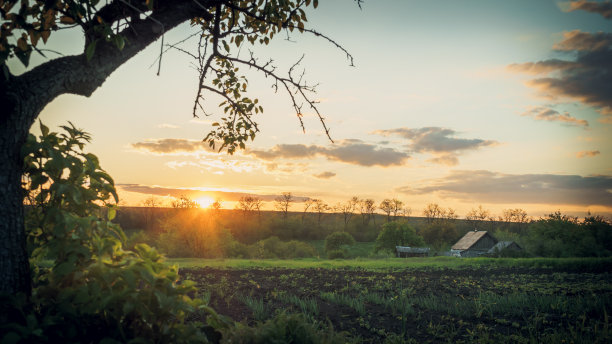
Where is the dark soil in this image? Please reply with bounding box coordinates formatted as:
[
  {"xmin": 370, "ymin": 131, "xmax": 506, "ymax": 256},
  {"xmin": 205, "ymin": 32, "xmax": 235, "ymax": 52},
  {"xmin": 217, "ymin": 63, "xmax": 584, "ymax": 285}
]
[{"xmin": 180, "ymin": 266, "xmax": 612, "ymax": 343}]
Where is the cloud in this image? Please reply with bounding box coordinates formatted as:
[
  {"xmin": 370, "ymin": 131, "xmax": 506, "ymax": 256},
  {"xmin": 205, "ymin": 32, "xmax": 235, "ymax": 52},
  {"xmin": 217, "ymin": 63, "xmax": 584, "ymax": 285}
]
[
  {"xmin": 166, "ymin": 159, "xmax": 259, "ymax": 173},
  {"xmin": 553, "ymin": 30, "xmax": 612, "ymax": 51},
  {"xmin": 509, "ymin": 30, "xmax": 612, "ymax": 117},
  {"xmin": 131, "ymin": 138, "xmax": 214, "ymax": 154},
  {"xmin": 157, "ymin": 123, "xmax": 180, "ymax": 129},
  {"xmin": 397, "ymin": 170, "xmax": 612, "ymax": 206},
  {"xmin": 521, "ymin": 106, "xmax": 589, "ymax": 127},
  {"xmin": 373, "ymin": 127, "xmax": 497, "ymax": 153},
  {"xmin": 313, "ymin": 171, "xmax": 336, "ymax": 179},
  {"xmin": 507, "ymin": 60, "xmax": 576, "ymax": 74},
  {"xmin": 264, "ymin": 162, "xmax": 308, "ymax": 174},
  {"xmin": 372, "ymin": 127, "xmax": 497, "ymax": 166},
  {"xmin": 117, "ymin": 184, "xmax": 309, "ymax": 202},
  {"xmin": 576, "ymin": 150, "xmax": 601, "ymax": 158},
  {"xmin": 248, "ymin": 140, "xmax": 410, "ymax": 167},
  {"xmin": 563, "ymin": 0, "xmax": 612, "ymax": 19},
  {"xmin": 426, "ymin": 155, "xmax": 459, "ymax": 166}
]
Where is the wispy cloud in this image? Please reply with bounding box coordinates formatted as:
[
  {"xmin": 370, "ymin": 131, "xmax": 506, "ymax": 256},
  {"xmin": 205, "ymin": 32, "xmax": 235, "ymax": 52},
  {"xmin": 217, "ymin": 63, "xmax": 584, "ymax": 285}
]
[
  {"xmin": 562, "ymin": 0, "xmax": 612, "ymax": 19},
  {"xmin": 248, "ymin": 140, "xmax": 410, "ymax": 167},
  {"xmin": 507, "ymin": 60, "xmax": 575, "ymax": 74},
  {"xmin": 521, "ymin": 106, "xmax": 588, "ymax": 127},
  {"xmin": 576, "ymin": 150, "xmax": 601, "ymax": 158},
  {"xmin": 117, "ymin": 184, "xmax": 309, "ymax": 202},
  {"xmin": 372, "ymin": 127, "xmax": 497, "ymax": 166},
  {"xmin": 313, "ymin": 171, "xmax": 336, "ymax": 179},
  {"xmin": 157, "ymin": 123, "xmax": 180, "ymax": 129},
  {"xmin": 131, "ymin": 138, "xmax": 214, "ymax": 155},
  {"xmin": 397, "ymin": 170, "xmax": 612, "ymax": 206}
]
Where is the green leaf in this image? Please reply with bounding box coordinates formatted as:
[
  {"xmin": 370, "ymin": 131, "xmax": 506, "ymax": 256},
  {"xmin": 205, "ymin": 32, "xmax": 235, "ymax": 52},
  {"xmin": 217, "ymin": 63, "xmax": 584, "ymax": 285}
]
[
  {"xmin": 39, "ymin": 121, "xmax": 49, "ymax": 136},
  {"xmin": 107, "ymin": 207, "xmax": 116, "ymax": 221},
  {"xmin": 86, "ymin": 40, "xmax": 97, "ymax": 61},
  {"xmin": 114, "ymin": 35, "xmax": 125, "ymax": 51}
]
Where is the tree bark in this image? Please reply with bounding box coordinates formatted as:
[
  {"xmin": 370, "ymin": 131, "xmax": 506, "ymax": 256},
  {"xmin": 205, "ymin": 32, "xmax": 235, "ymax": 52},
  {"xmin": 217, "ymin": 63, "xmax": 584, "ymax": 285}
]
[
  {"xmin": 0, "ymin": 96, "xmax": 32, "ymax": 295},
  {"xmin": 0, "ymin": 0, "xmax": 214, "ymax": 295}
]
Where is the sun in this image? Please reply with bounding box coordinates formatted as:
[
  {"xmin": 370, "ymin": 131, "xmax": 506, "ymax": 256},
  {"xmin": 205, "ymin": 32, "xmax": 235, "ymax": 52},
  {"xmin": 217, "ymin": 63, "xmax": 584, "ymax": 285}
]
[{"xmin": 194, "ymin": 196, "xmax": 215, "ymax": 208}]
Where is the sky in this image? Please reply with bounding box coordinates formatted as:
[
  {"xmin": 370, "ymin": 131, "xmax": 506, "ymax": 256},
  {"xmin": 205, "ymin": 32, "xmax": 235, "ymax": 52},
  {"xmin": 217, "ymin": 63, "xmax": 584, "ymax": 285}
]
[{"xmin": 17, "ymin": 0, "xmax": 612, "ymax": 218}]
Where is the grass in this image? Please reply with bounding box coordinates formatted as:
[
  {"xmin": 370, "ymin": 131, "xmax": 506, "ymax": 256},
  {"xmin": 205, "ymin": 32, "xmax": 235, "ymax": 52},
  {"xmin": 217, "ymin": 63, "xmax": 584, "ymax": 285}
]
[
  {"xmin": 274, "ymin": 293, "xmax": 319, "ymax": 320},
  {"xmin": 168, "ymin": 256, "xmax": 612, "ymax": 271},
  {"xmin": 320, "ymin": 292, "xmax": 366, "ymax": 316},
  {"xmin": 239, "ymin": 295, "xmax": 269, "ymax": 321}
]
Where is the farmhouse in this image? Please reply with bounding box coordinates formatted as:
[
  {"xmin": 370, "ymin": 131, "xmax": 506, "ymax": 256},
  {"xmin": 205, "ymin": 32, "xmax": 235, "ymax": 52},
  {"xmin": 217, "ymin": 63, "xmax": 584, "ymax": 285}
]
[
  {"xmin": 451, "ymin": 231, "xmax": 498, "ymax": 257},
  {"xmin": 395, "ymin": 246, "xmax": 430, "ymax": 257}
]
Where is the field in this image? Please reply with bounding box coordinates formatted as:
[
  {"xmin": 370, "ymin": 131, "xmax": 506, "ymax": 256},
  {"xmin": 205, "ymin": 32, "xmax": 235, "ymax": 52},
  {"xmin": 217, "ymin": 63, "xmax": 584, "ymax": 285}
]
[{"xmin": 178, "ymin": 258, "xmax": 612, "ymax": 343}]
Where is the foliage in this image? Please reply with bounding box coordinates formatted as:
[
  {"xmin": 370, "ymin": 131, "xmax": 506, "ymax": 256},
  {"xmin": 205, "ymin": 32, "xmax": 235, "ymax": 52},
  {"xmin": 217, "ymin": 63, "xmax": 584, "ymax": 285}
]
[
  {"xmin": 324, "ymin": 231, "xmax": 356, "ymax": 252},
  {"xmin": 374, "ymin": 221, "xmax": 425, "ymax": 253},
  {"xmin": 526, "ymin": 212, "xmax": 612, "ymax": 257},
  {"xmin": 249, "ymin": 236, "xmax": 317, "ymax": 259},
  {"xmin": 419, "ymin": 221, "xmax": 459, "ymax": 251},
  {"xmin": 221, "ymin": 312, "xmax": 352, "ymax": 344},
  {"xmin": 2, "ymin": 123, "xmax": 217, "ymax": 343},
  {"xmin": 172, "ymin": 195, "xmax": 200, "ymax": 209},
  {"xmin": 327, "ymin": 249, "xmax": 347, "ymax": 259}
]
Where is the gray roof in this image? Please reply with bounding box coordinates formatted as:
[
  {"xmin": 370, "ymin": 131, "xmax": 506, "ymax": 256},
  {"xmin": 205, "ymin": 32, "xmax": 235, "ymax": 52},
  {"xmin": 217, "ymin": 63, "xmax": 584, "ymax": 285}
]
[
  {"xmin": 487, "ymin": 241, "xmax": 521, "ymax": 253},
  {"xmin": 396, "ymin": 246, "xmax": 430, "ymax": 253}
]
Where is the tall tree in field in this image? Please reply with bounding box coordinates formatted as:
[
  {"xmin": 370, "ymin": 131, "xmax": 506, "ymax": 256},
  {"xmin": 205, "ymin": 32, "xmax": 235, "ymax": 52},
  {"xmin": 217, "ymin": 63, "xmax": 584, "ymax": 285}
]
[
  {"xmin": 379, "ymin": 199, "xmax": 394, "ymax": 222},
  {"xmin": 274, "ymin": 192, "xmax": 294, "ymax": 220},
  {"xmin": 465, "ymin": 205, "xmax": 490, "ymax": 230},
  {"xmin": 423, "ymin": 203, "xmax": 444, "ymax": 224},
  {"xmin": 302, "ymin": 198, "xmax": 315, "ymax": 223},
  {"xmin": 338, "ymin": 196, "xmax": 359, "ymax": 229},
  {"xmin": 237, "ymin": 195, "xmax": 262, "ymax": 218},
  {"xmin": 312, "ymin": 198, "xmax": 329, "ymax": 227},
  {"xmin": 359, "ymin": 198, "xmax": 376, "ymax": 225},
  {"xmin": 390, "ymin": 198, "xmax": 404, "ymax": 220},
  {"xmin": 0, "ymin": 0, "xmax": 357, "ymax": 294}
]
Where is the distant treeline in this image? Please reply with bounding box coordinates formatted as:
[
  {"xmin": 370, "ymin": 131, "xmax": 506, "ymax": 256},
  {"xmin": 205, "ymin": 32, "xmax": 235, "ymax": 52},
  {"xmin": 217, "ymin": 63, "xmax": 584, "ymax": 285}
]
[{"xmin": 114, "ymin": 205, "xmax": 612, "ymax": 259}]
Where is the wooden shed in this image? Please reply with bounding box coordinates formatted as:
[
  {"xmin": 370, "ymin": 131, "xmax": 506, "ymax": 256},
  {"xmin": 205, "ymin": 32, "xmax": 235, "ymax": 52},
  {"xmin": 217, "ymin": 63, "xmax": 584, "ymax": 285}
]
[
  {"xmin": 451, "ymin": 231, "xmax": 498, "ymax": 257},
  {"xmin": 395, "ymin": 246, "xmax": 430, "ymax": 258}
]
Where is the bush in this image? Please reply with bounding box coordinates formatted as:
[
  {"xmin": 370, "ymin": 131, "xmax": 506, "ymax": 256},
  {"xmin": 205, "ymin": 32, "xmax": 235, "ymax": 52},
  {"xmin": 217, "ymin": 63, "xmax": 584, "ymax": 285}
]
[
  {"xmin": 374, "ymin": 221, "xmax": 425, "ymax": 253},
  {"xmin": 2, "ymin": 123, "xmax": 216, "ymax": 343},
  {"xmin": 324, "ymin": 231, "xmax": 355, "ymax": 252},
  {"xmin": 525, "ymin": 212, "xmax": 612, "ymax": 257},
  {"xmin": 327, "ymin": 249, "xmax": 347, "ymax": 259},
  {"xmin": 248, "ymin": 236, "xmax": 317, "ymax": 259}
]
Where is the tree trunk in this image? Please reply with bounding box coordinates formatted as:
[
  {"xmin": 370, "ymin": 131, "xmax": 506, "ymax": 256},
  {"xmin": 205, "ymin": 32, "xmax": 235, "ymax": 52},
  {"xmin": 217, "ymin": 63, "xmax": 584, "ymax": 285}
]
[
  {"xmin": 0, "ymin": 98, "xmax": 34, "ymax": 295},
  {"xmin": 0, "ymin": 0, "xmax": 209, "ymax": 295}
]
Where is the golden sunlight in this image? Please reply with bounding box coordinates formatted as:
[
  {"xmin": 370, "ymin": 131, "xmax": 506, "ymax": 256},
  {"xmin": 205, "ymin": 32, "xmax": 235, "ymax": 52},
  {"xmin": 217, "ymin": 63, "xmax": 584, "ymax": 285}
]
[{"xmin": 194, "ymin": 196, "xmax": 215, "ymax": 208}]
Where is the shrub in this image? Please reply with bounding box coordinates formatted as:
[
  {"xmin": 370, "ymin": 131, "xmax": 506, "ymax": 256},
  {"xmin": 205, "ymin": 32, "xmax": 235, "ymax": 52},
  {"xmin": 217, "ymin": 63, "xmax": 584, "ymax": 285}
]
[
  {"xmin": 2, "ymin": 123, "xmax": 217, "ymax": 343},
  {"xmin": 327, "ymin": 249, "xmax": 347, "ymax": 259},
  {"xmin": 286, "ymin": 240, "xmax": 318, "ymax": 258},
  {"xmin": 249, "ymin": 237, "xmax": 317, "ymax": 259},
  {"xmin": 324, "ymin": 231, "xmax": 356, "ymax": 252},
  {"xmin": 374, "ymin": 221, "xmax": 425, "ymax": 253}
]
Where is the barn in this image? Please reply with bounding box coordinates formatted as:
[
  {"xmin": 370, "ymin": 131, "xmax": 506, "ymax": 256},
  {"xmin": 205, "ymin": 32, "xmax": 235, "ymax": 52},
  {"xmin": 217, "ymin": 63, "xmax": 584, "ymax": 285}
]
[
  {"xmin": 395, "ymin": 246, "xmax": 430, "ymax": 257},
  {"xmin": 451, "ymin": 231, "xmax": 498, "ymax": 257}
]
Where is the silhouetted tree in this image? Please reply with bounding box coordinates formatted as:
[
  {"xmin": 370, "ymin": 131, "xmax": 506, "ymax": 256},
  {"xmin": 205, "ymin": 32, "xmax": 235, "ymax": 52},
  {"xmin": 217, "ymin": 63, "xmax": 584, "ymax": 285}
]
[{"xmin": 274, "ymin": 192, "xmax": 294, "ymax": 220}]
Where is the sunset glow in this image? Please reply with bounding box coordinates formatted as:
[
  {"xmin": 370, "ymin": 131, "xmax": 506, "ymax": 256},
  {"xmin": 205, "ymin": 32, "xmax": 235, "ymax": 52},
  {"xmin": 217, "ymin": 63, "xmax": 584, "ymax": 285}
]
[
  {"xmin": 26, "ymin": 0, "xmax": 612, "ymax": 218},
  {"xmin": 194, "ymin": 196, "xmax": 216, "ymax": 209}
]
